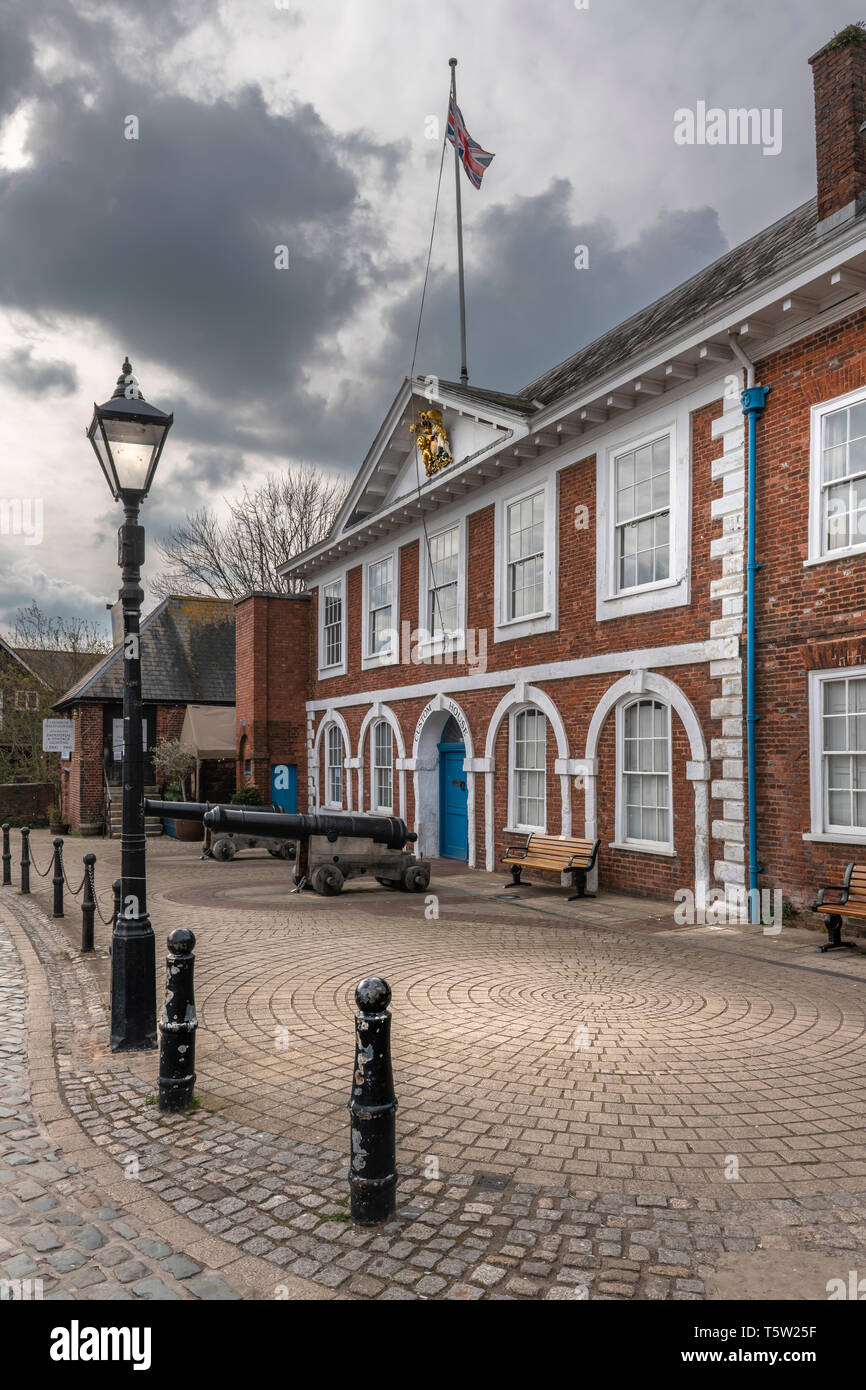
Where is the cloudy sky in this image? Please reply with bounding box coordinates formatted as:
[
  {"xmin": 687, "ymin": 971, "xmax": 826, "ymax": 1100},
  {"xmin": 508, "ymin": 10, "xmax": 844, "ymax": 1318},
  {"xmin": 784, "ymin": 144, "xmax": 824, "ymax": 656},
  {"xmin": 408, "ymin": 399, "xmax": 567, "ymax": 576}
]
[{"xmin": 0, "ymin": 0, "xmax": 858, "ymax": 637}]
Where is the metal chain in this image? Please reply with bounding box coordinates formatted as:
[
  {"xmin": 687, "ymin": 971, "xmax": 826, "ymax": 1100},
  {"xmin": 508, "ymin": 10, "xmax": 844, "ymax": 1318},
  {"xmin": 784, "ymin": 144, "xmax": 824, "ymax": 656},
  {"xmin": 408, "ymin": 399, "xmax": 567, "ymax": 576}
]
[
  {"xmin": 26, "ymin": 838, "xmax": 52, "ymax": 878},
  {"xmin": 89, "ymin": 862, "xmax": 116, "ymax": 926},
  {"xmin": 58, "ymin": 843, "xmax": 85, "ymax": 897}
]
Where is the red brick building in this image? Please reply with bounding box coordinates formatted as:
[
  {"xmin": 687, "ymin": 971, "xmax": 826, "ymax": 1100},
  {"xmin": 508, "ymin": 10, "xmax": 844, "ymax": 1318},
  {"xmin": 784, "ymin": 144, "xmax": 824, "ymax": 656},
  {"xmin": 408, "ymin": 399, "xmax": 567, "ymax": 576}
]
[
  {"xmin": 57, "ymin": 596, "xmax": 235, "ymax": 834},
  {"xmin": 237, "ymin": 27, "xmax": 866, "ymax": 911}
]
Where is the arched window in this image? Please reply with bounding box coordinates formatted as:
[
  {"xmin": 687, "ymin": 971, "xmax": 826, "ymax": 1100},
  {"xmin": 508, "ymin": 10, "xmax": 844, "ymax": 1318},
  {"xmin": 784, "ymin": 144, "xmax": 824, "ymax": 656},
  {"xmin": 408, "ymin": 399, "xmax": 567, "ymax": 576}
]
[
  {"xmin": 510, "ymin": 707, "xmax": 547, "ymax": 830},
  {"xmin": 325, "ymin": 724, "xmax": 343, "ymax": 807},
  {"xmin": 618, "ymin": 699, "xmax": 671, "ymax": 848},
  {"xmin": 372, "ymin": 720, "xmax": 393, "ymax": 811}
]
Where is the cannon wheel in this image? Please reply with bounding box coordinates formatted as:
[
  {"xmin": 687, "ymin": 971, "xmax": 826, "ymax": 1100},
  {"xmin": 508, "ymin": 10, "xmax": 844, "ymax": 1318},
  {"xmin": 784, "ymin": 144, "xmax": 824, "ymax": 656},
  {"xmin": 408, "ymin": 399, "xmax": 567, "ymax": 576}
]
[
  {"xmin": 311, "ymin": 864, "xmax": 344, "ymax": 896},
  {"xmin": 375, "ymin": 877, "xmax": 402, "ymax": 890},
  {"xmin": 268, "ymin": 842, "xmax": 296, "ymax": 860},
  {"xmin": 402, "ymin": 863, "xmax": 430, "ymax": 893},
  {"xmin": 211, "ymin": 837, "xmax": 236, "ymax": 862}
]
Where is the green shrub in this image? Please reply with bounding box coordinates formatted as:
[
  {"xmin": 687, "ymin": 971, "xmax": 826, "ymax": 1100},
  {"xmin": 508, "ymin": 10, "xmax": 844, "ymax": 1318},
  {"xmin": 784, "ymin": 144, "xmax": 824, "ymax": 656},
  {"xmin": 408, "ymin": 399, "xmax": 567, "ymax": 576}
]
[{"xmin": 231, "ymin": 786, "xmax": 263, "ymax": 806}]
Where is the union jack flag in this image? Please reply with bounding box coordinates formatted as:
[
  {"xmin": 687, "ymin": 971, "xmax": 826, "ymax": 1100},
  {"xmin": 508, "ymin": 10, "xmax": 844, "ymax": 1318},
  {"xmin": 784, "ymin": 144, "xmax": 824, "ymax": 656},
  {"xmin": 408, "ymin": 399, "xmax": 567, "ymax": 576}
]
[{"xmin": 447, "ymin": 96, "xmax": 494, "ymax": 189}]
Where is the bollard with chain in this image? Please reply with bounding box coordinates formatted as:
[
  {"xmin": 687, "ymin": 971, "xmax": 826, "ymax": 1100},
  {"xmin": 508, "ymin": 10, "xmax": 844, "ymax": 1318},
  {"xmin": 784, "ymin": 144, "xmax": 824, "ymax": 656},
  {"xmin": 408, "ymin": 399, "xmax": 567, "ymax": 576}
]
[
  {"xmin": 20, "ymin": 827, "xmax": 30, "ymax": 895},
  {"xmin": 2, "ymin": 823, "xmax": 10, "ymax": 886},
  {"xmin": 157, "ymin": 929, "xmax": 198, "ymax": 1113},
  {"xmin": 348, "ymin": 976, "xmax": 398, "ymax": 1226},
  {"xmin": 112, "ymin": 879, "xmax": 121, "ymax": 930},
  {"xmin": 51, "ymin": 839, "xmax": 64, "ymax": 918},
  {"xmin": 81, "ymin": 853, "xmax": 96, "ymax": 954}
]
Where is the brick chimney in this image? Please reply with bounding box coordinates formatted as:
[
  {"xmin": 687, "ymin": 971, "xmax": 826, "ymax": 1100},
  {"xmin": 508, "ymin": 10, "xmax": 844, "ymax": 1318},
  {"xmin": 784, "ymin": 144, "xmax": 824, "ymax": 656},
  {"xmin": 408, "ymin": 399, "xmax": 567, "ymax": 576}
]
[{"xmin": 810, "ymin": 23, "xmax": 866, "ymax": 226}]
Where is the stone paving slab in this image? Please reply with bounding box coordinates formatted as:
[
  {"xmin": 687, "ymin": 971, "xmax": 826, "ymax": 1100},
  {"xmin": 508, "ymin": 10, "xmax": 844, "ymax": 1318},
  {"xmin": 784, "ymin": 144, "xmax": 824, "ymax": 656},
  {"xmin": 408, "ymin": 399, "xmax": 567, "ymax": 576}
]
[{"xmin": 4, "ymin": 831, "xmax": 866, "ymax": 1300}]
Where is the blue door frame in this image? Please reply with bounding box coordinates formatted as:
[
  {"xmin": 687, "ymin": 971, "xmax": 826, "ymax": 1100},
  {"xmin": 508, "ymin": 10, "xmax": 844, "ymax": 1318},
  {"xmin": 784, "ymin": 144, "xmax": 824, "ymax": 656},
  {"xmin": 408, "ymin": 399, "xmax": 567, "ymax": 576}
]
[
  {"xmin": 270, "ymin": 763, "xmax": 298, "ymax": 812},
  {"xmin": 438, "ymin": 741, "xmax": 468, "ymax": 860}
]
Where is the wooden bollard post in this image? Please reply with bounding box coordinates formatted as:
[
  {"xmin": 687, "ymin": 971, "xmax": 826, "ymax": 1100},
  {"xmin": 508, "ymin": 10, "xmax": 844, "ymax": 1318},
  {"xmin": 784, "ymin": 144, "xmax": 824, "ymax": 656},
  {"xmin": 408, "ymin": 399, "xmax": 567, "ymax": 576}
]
[{"xmin": 348, "ymin": 976, "xmax": 398, "ymax": 1226}]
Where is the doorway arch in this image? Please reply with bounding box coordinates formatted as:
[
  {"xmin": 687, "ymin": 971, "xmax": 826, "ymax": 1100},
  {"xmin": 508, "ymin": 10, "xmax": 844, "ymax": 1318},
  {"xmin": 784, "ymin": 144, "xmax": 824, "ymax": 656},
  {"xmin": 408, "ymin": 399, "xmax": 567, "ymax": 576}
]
[{"xmin": 411, "ymin": 695, "xmax": 475, "ymax": 864}]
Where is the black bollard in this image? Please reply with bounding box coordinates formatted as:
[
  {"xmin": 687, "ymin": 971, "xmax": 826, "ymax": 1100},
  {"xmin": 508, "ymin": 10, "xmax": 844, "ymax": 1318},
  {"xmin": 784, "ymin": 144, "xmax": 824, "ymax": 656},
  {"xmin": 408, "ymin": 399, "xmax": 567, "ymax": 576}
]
[
  {"xmin": 348, "ymin": 976, "xmax": 398, "ymax": 1226},
  {"xmin": 1, "ymin": 823, "xmax": 10, "ymax": 886},
  {"xmin": 157, "ymin": 929, "xmax": 198, "ymax": 1113},
  {"xmin": 81, "ymin": 853, "xmax": 96, "ymax": 954},
  {"xmin": 52, "ymin": 839, "xmax": 64, "ymax": 918},
  {"xmin": 112, "ymin": 878, "xmax": 121, "ymax": 928},
  {"xmin": 20, "ymin": 827, "xmax": 30, "ymax": 895}
]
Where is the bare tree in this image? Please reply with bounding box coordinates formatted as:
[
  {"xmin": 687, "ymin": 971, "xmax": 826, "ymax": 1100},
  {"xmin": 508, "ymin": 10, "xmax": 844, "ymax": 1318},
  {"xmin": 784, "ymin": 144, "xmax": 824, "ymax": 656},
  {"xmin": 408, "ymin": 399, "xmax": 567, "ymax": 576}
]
[
  {"xmin": 151, "ymin": 466, "xmax": 349, "ymax": 599},
  {"xmin": 13, "ymin": 603, "xmax": 111, "ymax": 657}
]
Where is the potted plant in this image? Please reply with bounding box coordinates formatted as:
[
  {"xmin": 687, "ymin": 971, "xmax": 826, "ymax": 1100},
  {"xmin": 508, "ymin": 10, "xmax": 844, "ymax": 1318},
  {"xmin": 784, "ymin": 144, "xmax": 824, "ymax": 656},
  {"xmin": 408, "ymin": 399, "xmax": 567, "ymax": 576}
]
[
  {"xmin": 152, "ymin": 740, "xmax": 199, "ymax": 840},
  {"xmin": 48, "ymin": 800, "xmax": 68, "ymax": 836}
]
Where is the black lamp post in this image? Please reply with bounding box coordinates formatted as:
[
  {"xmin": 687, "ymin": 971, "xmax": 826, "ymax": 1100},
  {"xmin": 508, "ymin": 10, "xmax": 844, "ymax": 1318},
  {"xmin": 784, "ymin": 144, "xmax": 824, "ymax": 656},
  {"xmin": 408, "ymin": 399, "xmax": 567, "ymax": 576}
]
[{"xmin": 87, "ymin": 359, "xmax": 173, "ymax": 1051}]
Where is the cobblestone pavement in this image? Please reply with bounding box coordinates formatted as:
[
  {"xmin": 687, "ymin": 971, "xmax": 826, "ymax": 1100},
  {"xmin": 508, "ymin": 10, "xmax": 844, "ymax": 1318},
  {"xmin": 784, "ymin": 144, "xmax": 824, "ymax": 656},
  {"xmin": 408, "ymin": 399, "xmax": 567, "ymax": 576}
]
[
  {"xmin": 3, "ymin": 830, "xmax": 866, "ymax": 1300},
  {"xmin": 0, "ymin": 921, "xmax": 247, "ymax": 1301}
]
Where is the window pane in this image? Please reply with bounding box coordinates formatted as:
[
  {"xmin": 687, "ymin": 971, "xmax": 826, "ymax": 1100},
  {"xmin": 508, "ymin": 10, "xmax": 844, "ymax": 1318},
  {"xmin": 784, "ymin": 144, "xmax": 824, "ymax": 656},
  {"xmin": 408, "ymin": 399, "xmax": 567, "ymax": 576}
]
[
  {"xmin": 823, "ymin": 408, "xmax": 847, "ymax": 450},
  {"xmin": 621, "ymin": 701, "xmax": 670, "ymax": 844},
  {"xmin": 824, "ymin": 680, "xmax": 847, "ymax": 716}
]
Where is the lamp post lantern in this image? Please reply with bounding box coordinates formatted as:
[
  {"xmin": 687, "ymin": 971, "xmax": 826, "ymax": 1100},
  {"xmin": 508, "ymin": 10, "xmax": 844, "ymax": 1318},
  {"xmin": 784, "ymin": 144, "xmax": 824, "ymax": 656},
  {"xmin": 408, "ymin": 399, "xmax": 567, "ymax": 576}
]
[{"xmin": 88, "ymin": 358, "xmax": 173, "ymax": 1051}]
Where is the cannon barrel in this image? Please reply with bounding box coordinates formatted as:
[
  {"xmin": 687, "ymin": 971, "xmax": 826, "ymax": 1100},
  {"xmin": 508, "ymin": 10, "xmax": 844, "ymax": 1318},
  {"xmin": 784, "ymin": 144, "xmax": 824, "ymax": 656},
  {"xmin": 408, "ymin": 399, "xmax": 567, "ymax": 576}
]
[
  {"xmin": 202, "ymin": 806, "xmax": 415, "ymax": 852},
  {"xmin": 144, "ymin": 799, "xmax": 227, "ymax": 821}
]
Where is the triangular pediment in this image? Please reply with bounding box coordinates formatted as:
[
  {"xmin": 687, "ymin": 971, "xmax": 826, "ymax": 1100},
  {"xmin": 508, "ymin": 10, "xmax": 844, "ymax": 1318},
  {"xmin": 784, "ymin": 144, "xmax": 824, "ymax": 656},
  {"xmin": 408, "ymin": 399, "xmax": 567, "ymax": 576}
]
[{"xmin": 334, "ymin": 377, "xmax": 533, "ymax": 533}]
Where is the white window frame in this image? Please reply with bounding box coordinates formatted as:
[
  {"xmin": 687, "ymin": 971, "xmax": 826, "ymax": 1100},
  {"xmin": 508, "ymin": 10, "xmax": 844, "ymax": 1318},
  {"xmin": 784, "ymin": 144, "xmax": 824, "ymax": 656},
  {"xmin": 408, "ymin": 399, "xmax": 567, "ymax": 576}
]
[
  {"xmin": 493, "ymin": 471, "xmax": 558, "ymax": 642},
  {"xmin": 324, "ymin": 723, "xmax": 344, "ymax": 809},
  {"xmin": 806, "ymin": 384, "xmax": 866, "ymax": 566},
  {"xmin": 596, "ymin": 403, "xmax": 690, "ymax": 622},
  {"xmin": 806, "ymin": 665, "xmax": 866, "ymax": 843},
  {"xmin": 361, "ymin": 545, "xmax": 400, "ymax": 671},
  {"xmin": 370, "ymin": 719, "xmax": 394, "ymax": 813},
  {"xmin": 612, "ymin": 431, "xmax": 672, "ymax": 594},
  {"xmin": 613, "ymin": 698, "xmax": 674, "ymax": 854},
  {"xmin": 416, "ymin": 516, "xmax": 467, "ymax": 659},
  {"xmin": 317, "ymin": 572, "xmax": 347, "ymax": 679},
  {"xmin": 507, "ymin": 706, "xmax": 547, "ymax": 832}
]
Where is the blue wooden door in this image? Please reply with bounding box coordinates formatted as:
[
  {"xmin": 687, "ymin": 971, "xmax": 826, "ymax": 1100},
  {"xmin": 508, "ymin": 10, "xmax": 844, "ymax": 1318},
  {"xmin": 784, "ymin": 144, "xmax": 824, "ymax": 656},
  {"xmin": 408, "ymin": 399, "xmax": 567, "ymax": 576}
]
[
  {"xmin": 270, "ymin": 763, "xmax": 298, "ymax": 812},
  {"xmin": 438, "ymin": 744, "xmax": 468, "ymax": 860}
]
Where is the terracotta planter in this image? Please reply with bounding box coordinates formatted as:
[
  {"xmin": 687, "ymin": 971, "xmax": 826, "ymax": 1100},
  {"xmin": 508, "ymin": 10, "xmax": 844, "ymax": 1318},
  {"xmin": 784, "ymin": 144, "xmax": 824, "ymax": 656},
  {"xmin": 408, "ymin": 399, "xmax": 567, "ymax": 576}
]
[{"xmin": 175, "ymin": 818, "xmax": 203, "ymax": 842}]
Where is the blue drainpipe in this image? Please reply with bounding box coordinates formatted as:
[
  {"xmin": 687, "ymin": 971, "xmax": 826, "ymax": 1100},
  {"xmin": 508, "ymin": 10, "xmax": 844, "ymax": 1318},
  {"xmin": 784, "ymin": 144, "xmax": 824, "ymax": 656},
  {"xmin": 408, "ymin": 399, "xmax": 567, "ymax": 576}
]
[{"xmin": 741, "ymin": 384, "xmax": 769, "ymax": 923}]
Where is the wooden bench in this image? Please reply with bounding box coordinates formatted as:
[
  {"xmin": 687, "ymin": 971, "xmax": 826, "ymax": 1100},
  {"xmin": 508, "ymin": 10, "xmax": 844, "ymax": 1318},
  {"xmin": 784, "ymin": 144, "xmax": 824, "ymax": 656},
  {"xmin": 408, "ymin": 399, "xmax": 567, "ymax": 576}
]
[
  {"xmin": 812, "ymin": 862, "xmax": 866, "ymax": 951},
  {"xmin": 502, "ymin": 833, "xmax": 601, "ymax": 901}
]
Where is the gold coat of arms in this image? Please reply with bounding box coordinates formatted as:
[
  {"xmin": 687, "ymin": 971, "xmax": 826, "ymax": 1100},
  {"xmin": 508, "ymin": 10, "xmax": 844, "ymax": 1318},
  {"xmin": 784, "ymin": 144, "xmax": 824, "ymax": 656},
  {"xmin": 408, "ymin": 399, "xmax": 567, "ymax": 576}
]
[{"xmin": 410, "ymin": 409, "xmax": 453, "ymax": 478}]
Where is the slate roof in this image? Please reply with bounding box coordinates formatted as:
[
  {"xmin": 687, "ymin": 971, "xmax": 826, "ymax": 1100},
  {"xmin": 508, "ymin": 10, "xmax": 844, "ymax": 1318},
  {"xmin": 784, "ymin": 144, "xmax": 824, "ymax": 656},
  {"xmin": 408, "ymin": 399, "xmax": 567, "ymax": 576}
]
[
  {"xmin": 431, "ymin": 380, "xmax": 538, "ymax": 416},
  {"xmin": 521, "ymin": 198, "xmax": 820, "ymax": 406},
  {"xmin": 54, "ymin": 596, "xmax": 235, "ymax": 708}
]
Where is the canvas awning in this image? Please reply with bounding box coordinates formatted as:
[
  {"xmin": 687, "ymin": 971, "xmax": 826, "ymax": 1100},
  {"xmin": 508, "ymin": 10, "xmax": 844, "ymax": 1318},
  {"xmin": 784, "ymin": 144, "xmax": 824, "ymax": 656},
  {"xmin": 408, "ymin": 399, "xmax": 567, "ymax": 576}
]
[{"xmin": 180, "ymin": 704, "xmax": 236, "ymax": 759}]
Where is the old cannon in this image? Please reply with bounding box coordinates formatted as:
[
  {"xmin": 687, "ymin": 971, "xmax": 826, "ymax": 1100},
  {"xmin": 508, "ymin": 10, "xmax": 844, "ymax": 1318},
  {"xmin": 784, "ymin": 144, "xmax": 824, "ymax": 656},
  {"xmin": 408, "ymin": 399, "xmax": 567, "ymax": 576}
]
[
  {"xmin": 144, "ymin": 799, "xmax": 296, "ymax": 862},
  {"xmin": 144, "ymin": 800, "xmax": 430, "ymax": 896}
]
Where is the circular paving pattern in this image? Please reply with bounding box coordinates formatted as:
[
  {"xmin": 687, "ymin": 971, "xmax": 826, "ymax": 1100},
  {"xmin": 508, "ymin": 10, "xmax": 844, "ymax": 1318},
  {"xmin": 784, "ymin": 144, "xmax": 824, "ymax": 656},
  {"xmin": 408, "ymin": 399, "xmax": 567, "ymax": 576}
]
[{"xmin": 148, "ymin": 889, "xmax": 866, "ymax": 1198}]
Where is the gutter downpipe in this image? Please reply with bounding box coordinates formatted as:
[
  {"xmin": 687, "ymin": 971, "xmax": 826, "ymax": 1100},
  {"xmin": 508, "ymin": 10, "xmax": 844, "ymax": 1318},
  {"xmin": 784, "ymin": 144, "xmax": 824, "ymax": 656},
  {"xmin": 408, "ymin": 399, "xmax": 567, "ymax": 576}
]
[{"xmin": 728, "ymin": 332, "xmax": 769, "ymax": 925}]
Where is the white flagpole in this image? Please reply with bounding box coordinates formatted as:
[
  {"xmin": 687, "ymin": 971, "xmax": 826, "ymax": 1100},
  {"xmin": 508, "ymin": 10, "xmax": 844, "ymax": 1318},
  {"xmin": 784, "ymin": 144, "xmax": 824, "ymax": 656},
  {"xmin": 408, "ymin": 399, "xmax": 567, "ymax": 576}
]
[{"xmin": 449, "ymin": 57, "xmax": 469, "ymax": 386}]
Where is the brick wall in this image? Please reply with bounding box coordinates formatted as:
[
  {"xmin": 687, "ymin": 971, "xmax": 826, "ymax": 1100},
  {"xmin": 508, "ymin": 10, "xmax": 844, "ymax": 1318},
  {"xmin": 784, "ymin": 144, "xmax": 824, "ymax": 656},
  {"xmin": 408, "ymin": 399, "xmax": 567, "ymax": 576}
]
[
  {"xmin": 235, "ymin": 593, "xmax": 312, "ymax": 807},
  {"xmin": 0, "ymin": 782, "xmax": 53, "ymax": 825},
  {"xmin": 751, "ymin": 307, "xmax": 866, "ymax": 905},
  {"xmin": 810, "ymin": 27, "xmax": 866, "ymax": 222},
  {"xmin": 60, "ymin": 704, "xmax": 103, "ymax": 833}
]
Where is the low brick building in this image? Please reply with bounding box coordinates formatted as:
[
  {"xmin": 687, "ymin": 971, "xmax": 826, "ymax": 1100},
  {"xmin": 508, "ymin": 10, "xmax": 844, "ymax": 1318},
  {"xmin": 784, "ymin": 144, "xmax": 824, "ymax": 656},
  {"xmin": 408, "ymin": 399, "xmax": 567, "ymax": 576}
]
[
  {"xmin": 56, "ymin": 596, "xmax": 235, "ymax": 833},
  {"xmin": 235, "ymin": 27, "xmax": 866, "ymax": 912}
]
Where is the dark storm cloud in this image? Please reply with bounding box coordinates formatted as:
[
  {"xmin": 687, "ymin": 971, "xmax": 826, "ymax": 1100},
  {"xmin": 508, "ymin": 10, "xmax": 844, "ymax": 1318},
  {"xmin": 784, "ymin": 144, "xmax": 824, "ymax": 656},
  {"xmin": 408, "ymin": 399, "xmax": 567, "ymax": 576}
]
[
  {"xmin": 0, "ymin": 1, "xmax": 728, "ymax": 489},
  {"xmin": 0, "ymin": 11, "xmax": 35, "ymax": 119},
  {"xmin": 2, "ymin": 346, "xmax": 78, "ymax": 395},
  {"xmin": 386, "ymin": 180, "xmax": 728, "ymax": 393},
  {"xmin": 0, "ymin": 10, "xmax": 405, "ymax": 463}
]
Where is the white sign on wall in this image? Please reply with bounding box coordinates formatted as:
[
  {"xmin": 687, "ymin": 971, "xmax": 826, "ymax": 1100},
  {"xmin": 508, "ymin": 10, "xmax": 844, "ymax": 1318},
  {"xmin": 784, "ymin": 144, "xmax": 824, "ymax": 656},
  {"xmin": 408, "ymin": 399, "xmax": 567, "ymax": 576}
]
[
  {"xmin": 112, "ymin": 717, "xmax": 147, "ymax": 759},
  {"xmin": 42, "ymin": 719, "xmax": 75, "ymax": 754}
]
